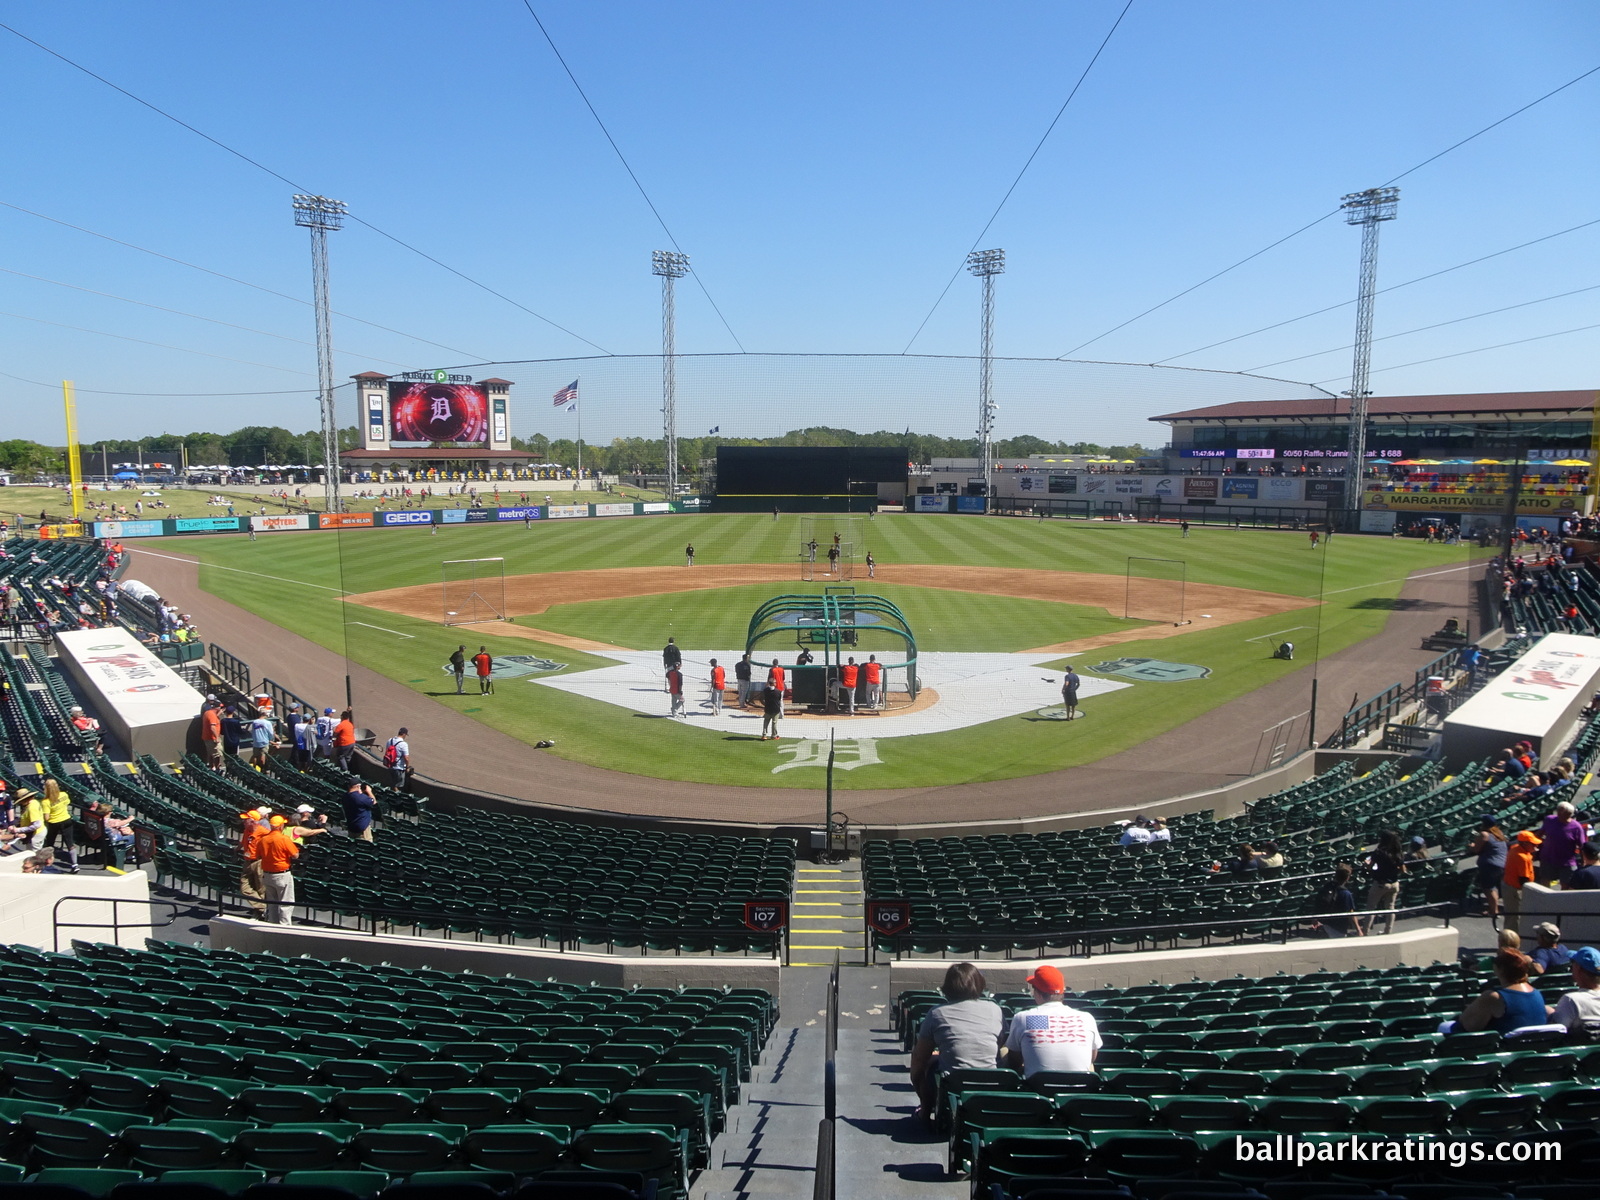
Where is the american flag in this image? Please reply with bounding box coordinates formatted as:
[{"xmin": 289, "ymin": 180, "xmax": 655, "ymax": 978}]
[
  {"xmin": 1020, "ymin": 1013, "xmax": 1092, "ymax": 1044},
  {"xmin": 553, "ymin": 380, "xmax": 578, "ymax": 412}
]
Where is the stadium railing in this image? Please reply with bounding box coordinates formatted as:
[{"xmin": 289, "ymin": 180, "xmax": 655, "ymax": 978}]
[{"xmin": 207, "ymin": 643, "xmax": 251, "ymax": 693}]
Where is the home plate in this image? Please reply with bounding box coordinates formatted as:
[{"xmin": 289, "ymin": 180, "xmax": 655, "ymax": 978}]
[{"xmin": 532, "ymin": 651, "xmax": 1130, "ymax": 740}]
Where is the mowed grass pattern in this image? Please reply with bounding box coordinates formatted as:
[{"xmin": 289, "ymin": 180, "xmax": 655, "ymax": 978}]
[
  {"xmin": 528, "ymin": 582, "xmax": 1144, "ymax": 652},
  {"xmin": 170, "ymin": 513, "xmax": 1480, "ymax": 789}
]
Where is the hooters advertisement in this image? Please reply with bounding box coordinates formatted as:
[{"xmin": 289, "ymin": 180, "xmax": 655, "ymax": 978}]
[{"xmin": 388, "ymin": 381, "xmax": 489, "ymax": 448}]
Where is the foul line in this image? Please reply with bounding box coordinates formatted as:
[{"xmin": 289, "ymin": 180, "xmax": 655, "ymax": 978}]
[
  {"xmin": 1321, "ymin": 560, "xmax": 1480, "ymax": 597},
  {"xmin": 350, "ymin": 621, "xmax": 415, "ymax": 639},
  {"xmin": 128, "ymin": 546, "xmax": 351, "ymax": 594},
  {"xmin": 1244, "ymin": 625, "xmax": 1312, "ymax": 642}
]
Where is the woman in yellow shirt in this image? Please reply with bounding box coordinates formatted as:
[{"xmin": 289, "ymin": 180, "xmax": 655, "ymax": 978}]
[{"xmin": 40, "ymin": 779, "xmax": 78, "ymax": 873}]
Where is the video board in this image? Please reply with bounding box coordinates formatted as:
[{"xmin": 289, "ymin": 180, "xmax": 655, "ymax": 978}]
[{"xmin": 388, "ymin": 381, "xmax": 489, "ymax": 448}]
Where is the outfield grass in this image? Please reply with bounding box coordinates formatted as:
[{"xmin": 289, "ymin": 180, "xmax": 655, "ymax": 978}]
[
  {"xmin": 168, "ymin": 513, "xmax": 1481, "ymax": 789},
  {"xmin": 527, "ymin": 582, "xmax": 1148, "ymax": 653}
]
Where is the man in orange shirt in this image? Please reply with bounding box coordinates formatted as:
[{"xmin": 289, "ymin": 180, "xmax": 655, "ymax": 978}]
[
  {"xmin": 709, "ymin": 658, "xmax": 725, "ymax": 715},
  {"xmin": 1505, "ymin": 830, "xmax": 1540, "ymax": 926},
  {"xmin": 200, "ymin": 705, "xmax": 223, "ymax": 769},
  {"xmin": 472, "ymin": 646, "xmax": 494, "ymax": 695},
  {"xmin": 238, "ymin": 809, "xmax": 269, "ymax": 917},
  {"xmin": 333, "ymin": 709, "xmax": 357, "ymax": 772},
  {"xmin": 839, "ymin": 657, "xmax": 860, "ymax": 715},
  {"xmin": 768, "ymin": 659, "xmax": 786, "ymax": 718},
  {"xmin": 863, "ymin": 654, "xmax": 883, "ymax": 711},
  {"xmin": 257, "ymin": 815, "xmax": 301, "ymax": 925}
]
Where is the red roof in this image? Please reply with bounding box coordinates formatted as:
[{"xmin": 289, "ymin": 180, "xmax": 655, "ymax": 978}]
[
  {"xmin": 340, "ymin": 448, "xmax": 541, "ymax": 460},
  {"xmin": 478, "ymin": 377, "xmax": 514, "ymax": 386},
  {"xmin": 1152, "ymin": 390, "xmax": 1596, "ymax": 423},
  {"xmin": 351, "ymin": 371, "xmax": 389, "ymax": 381}
]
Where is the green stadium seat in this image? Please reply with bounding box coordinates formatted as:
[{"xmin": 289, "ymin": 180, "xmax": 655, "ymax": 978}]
[
  {"xmin": 1058, "ymin": 1095, "xmax": 1156, "ymax": 1133},
  {"xmin": 1354, "ymin": 1096, "xmax": 1451, "ymax": 1135},
  {"xmin": 1182, "ymin": 1071, "xmax": 1266, "ymax": 1098},
  {"xmin": 459, "ymin": 1124, "xmax": 568, "ymax": 1174},
  {"xmin": 1152, "ymin": 1095, "xmax": 1254, "ymax": 1133},
  {"xmin": 277, "ymin": 1169, "xmax": 390, "ymax": 1197},
  {"xmin": 1422, "ymin": 1059, "xmax": 1502, "ymax": 1092},
  {"xmin": 421, "ymin": 1088, "xmax": 519, "ymax": 1128},
  {"xmin": 1443, "ymin": 1089, "xmax": 1542, "ymax": 1134},
  {"xmin": 519, "ymin": 1088, "xmax": 609, "ymax": 1129},
  {"xmin": 608, "ymin": 1090, "xmax": 714, "ymax": 1168},
  {"xmin": 123, "ymin": 1123, "xmax": 233, "ymax": 1172},
  {"xmin": 235, "ymin": 1124, "xmax": 354, "ymax": 1172},
  {"xmin": 949, "ymin": 1091, "xmax": 1057, "ymax": 1173},
  {"xmin": 28, "ymin": 1167, "xmax": 144, "ymax": 1196},
  {"xmin": 1253, "ymin": 1097, "xmax": 1355, "ymax": 1133},
  {"xmin": 1103, "ymin": 1071, "xmax": 1183, "ymax": 1097},
  {"xmin": 24, "ymin": 1109, "xmax": 149, "ymax": 1168},
  {"xmin": 1026, "ymin": 1071, "xmax": 1102, "ymax": 1097},
  {"xmin": 157, "ymin": 1169, "xmax": 269, "ymax": 1194},
  {"xmin": 239, "ymin": 1086, "xmax": 338, "ymax": 1124},
  {"xmin": 352, "ymin": 1126, "xmax": 459, "ymax": 1175},
  {"xmin": 570, "ymin": 1124, "xmax": 690, "ymax": 1200},
  {"xmin": 1089, "ymin": 1132, "xmax": 1204, "ymax": 1182},
  {"xmin": 332, "ymin": 1089, "xmax": 429, "ymax": 1127},
  {"xmin": 159, "ymin": 1077, "xmax": 250, "ymax": 1121},
  {"xmin": 967, "ymin": 1128, "xmax": 1090, "ymax": 1197}
]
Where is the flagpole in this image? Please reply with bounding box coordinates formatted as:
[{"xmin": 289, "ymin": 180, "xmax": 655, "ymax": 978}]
[{"xmin": 576, "ymin": 382, "xmax": 583, "ymax": 485}]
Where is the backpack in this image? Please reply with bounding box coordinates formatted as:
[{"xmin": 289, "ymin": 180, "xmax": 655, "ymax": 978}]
[{"xmin": 382, "ymin": 739, "xmax": 400, "ymax": 768}]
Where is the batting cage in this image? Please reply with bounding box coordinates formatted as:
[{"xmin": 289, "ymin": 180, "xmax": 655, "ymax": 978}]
[
  {"xmin": 1124, "ymin": 556, "xmax": 1190, "ymax": 626},
  {"xmin": 441, "ymin": 557, "xmax": 507, "ymax": 626},
  {"xmin": 746, "ymin": 587, "xmax": 917, "ymax": 713}
]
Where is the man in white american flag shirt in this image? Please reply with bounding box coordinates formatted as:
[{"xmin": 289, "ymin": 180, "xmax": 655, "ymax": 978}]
[{"xmin": 1003, "ymin": 964, "xmax": 1102, "ymax": 1077}]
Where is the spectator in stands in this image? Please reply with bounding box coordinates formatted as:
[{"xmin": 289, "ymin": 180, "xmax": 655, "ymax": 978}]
[
  {"xmin": 288, "ymin": 804, "xmax": 331, "ymax": 845},
  {"xmin": 1505, "ymin": 831, "xmax": 1540, "ymax": 925},
  {"xmin": 1529, "ymin": 923, "xmax": 1575, "ymax": 975},
  {"xmin": 1365, "ymin": 830, "xmax": 1407, "ymax": 936},
  {"xmin": 291, "ymin": 710, "xmax": 316, "ymax": 771},
  {"xmin": 27, "ymin": 848, "xmax": 67, "ymax": 875},
  {"xmin": 1256, "ymin": 840, "xmax": 1284, "ymax": 874},
  {"xmin": 315, "ymin": 708, "xmax": 337, "ymax": 760},
  {"xmin": 1487, "ymin": 749, "xmax": 1527, "ymax": 784},
  {"xmin": 40, "ymin": 779, "xmax": 78, "ymax": 873},
  {"xmin": 1226, "ymin": 843, "xmax": 1261, "ymax": 877},
  {"xmin": 384, "ymin": 728, "xmax": 411, "ymax": 790},
  {"xmin": 1547, "ymin": 945, "xmax": 1600, "ymax": 1037},
  {"xmin": 1499, "ymin": 928, "xmax": 1523, "ymax": 951},
  {"xmin": 1538, "ymin": 801, "xmax": 1588, "ymax": 886},
  {"xmin": 909, "ymin": 962, "xmax": 1004, "ymax": 1121},
  {"xmin": 238, "ymin": 809, "xmax": 269, "ymax": 917},
  {"xmin": 334, "ymin": 709, "xmax": 357, "ymax": 772},
  {"xmin": 1310, "ymin": 864, "xmax": 1361, "ymax": 937},
  {"xmin": 1448, "ymin": 950, "xmax": 1549, "ymax": 1034},
  {"xmin": 1471, "ymin": 817, "xmax": 1510, "ymax": 920},
  {"xmin": 1119, "ymin": 818, "xmax": 1153, "ymax": 847},
  {"xmin": 343, "ymin": 779, "xmax": 377, "ymax": 842},
  {"xmin": 258, "ymin": 815, "xmax": 300, "ymax": 925},
  {"xmin": 1003, "ymin": 965, "xmax": 1101, "ymax": 1078},
  {"xmin": 1404, "ymin": 836, "xmax": 1429, "ymax": 863},
  {"xmin": 1570, "ymin": 842, "xmax": 1600, "ymax": 890},
  {"xmin": 68, "ymin": 706, "xmax": 100, "ymax": 746},
  {"xmin": 7, "ymin": 787, "xmax": 44, "ymax": 854},
  {"xmin": 219, "ymin": 705, "xmax": 244, "ymax": 763},
  {"xmin": 200, "ymin": 701, "xmax": 223, "ymax": 769},
  {"xmin": 249, "ymin": 710, "xmax": 275, "ymax": 768},
  {"xmin": 1149, "ymin": 817, "xmax": 1172, "ymax": 844},
  {"xmin": 84, "ymin": 800, "xmax": 133, "ymax": 860}
]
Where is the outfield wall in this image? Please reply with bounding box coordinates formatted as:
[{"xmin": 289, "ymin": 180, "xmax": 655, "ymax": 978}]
[{"xmin": 91, "ymin": 499, "xmax": 703, "ymax": 540}]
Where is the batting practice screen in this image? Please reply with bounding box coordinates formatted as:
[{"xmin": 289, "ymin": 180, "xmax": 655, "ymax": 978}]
[{"xmin": 715, "ymin": 446, "xmax": 908, "ymax": 496}]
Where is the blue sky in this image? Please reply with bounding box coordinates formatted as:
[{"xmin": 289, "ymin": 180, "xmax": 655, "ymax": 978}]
[{"xmin": 1, "ymin": 1, "xmax": 1595, "ymax": 448}]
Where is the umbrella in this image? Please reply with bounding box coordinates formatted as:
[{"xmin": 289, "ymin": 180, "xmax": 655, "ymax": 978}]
[
  {"xmin": 112, "ymin": 471, "xmax": 139, "ymax": 479},
  {"xmin": 1393, "ymin": 459, "xmax": 1430, "ymax": 466},
  {"xmin": 1473, "ymin": 458, "xmax": 1507, "ymax": 465},
  {"xmin": 1554, "ymin": 458, "xmax": 1592, "ymax": 466}
]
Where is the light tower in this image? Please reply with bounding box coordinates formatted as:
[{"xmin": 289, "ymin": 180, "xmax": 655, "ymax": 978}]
[
  {"xmin": 293, "ymin": 194, "xmax": 347, "ymax": 514},
  {"xmin": 1339, "ymin": 187, "xmax": 1399, "ymax": 522},
  {"xmin": 652, "ymin": 250, "xmax": 690, "ymax": 499},
  {"xmin": 966, "ymin": 248, "xmax": 1005, "ymax": 499}
]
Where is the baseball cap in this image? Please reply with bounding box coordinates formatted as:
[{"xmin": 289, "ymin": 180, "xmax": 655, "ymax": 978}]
[
  {"xmin": 258, "ymin": 806, "xmax": 273, "ymax": 816},
  {"xmin": 1573, "ymin": 946, "xmax": 1600, "ymax": 975},
  {"xmin": 1536, "ymin": 922, "xmax": 1562, "ymax": 940},
  {"xmin": 206, "ymin": 694, "xmax": 217, "ymax": 702},
  {"xmin": 1516, "ymin": 830, "xmax": 1542, "ymax": 844},
  {"xmin": 295, "ymin": 804, "xmax": 314, "ymax": 814},
  {"xmin": 1025, "ymin": 965, "xmax": 1066, "ymax": 994},
  {"xmin": 269, "ymin": 815, "xmax": 288, "ymax": 827},
  {"xmin": 324, "ymin": 708, "xmax": 334, "ymax": 715},
  {"xmin": 243, "ymin": 809, "xmax": 261, "ymax": 821},
  {"xmin": 1410, "ymin": 836, "xmax": 1426, "ymax": 846}
]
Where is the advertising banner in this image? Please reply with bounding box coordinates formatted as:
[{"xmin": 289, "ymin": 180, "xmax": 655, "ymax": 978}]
[
  {"xmin": 495, "ymin": 507, "xmax": 541, "ymax": 521},
  {"xmin": 913, "ymin": 494, "xmax": 949, "ymax": 512},
  {"xmin": 1262, "ymin": 477, "xmax": 1300, "ymax": 501},
  {"xmin": 1151, "ymin": 477, "xmax": 1178, "ymax": 497},
  {"xmin": 464, "ymin": 508, "xmax": 493, "ymax": 522},
  {"xmin": 1362, "ymin": 490, "xmax": 1577, "ymax": 516},
  {"xmin": 174, "ymin": 517, "xmax": 242, "ymax": 533},
  {"xmin": 93, "ymin": 520, "xmax": 164, "ymax": 539},
  {"xmin": 379, "ymin": 510, "xmax": 435, "ymax": 527},
  {"xmin": 1183, "ymin": 477, "xmax": 1219, "ymax": 499},
  {"xmin": 1360, "ymin": 510, "xmax": 1397, "ymax": 533},
  {"xmin": 250, "ymin": 515, "xmax": 311, "ymax": 532},
  {"xmin": 1047, "ymin": 475, "xmax": 1077, "ymax": 495},
  {"xmin": 441, "ymin": 509, "xmax": 468, "ymax": 524},
  {"xmin": 675, "ymin": 497, "xmax": 705, "ymax": 510},
  {"xmin": 1111, "ymin": 476, "xmax": 1147, "ymax": 496},
  {"xmin": 1017, "ymin": 475, "xmax": 1043, "ymax": 493},
  {"xmin": 1305, "ymin": 480, "xmax": 1346, "ymax": 504},
  {"xmin": 548, "ymin": 505, "xmax": 590, "ymax": 519},
  {"xmin": 38, "ymin": 524, "xmax": 86, "ymax": 539},
  {"xmin": 1220, "ymin": 478, "xmax": 1258, "ymax": 500},
  {"xmin": 955, "ymin": 496, "xmax": 987, "ymax": 513},
  {"xmin": 593, "ymin": 503, "xmax": 635, "ymax": 517},
  {"xmin": 318, "ymin": 512, "xmax": 374, "ymax": 529},
  {"xmin": 642, "ymin": 502, "xmax": 672, "ymax": 513}
]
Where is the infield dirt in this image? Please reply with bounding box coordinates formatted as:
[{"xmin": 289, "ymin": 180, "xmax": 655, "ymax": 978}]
[{"xmin": 346, "ymin": 563, "xmax": 1316, "ymax": 656}]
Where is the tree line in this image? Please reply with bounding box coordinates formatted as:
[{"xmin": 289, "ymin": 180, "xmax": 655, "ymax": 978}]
[{"xmin": 0, "ymin": 424, "xmax": 1151, "ymax": 477}]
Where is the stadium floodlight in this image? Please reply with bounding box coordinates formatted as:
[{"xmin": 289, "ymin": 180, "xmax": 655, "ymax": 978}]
[
  {"xmin": 652, "ymin": 250, "xmax": 691, "ymax": 499},
  {"xmin": 966, "ymin": 248, "xmax": 1005, "ymax": 501},
  {"xmin": 293, "ymin": 194, "xmax": 348, "ymax": 514},
  {"xmin": 1339, "ymin": 187, "xmax": 1399, "ymax": 524}
]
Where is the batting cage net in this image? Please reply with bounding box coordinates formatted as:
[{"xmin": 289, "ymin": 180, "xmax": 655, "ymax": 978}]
[
  {"xmin": 800, "ymin": 516, "xmax": 864, "ymax": 582},
  {"xmin": 1125, "ymin": 556, "xmax": 1189, "ymax": 626},
  {"xmin": 442, "ymin": 557, "xmax": 507, "ymax": 626}
]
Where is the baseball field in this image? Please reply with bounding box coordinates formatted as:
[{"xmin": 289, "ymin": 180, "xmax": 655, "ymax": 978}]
[{"xmin": 162, "ymin": 513, "xmax": 1476, "ymax": 790}]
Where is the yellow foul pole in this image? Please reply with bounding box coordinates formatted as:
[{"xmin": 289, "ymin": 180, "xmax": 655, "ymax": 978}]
[
  {"xmin": 1589, "ymin": 389, "xmax": 1600, "ymax": 516},
  {"xmin": 62, "ymin": 380, "xmax": 83, "ymax": 521}
]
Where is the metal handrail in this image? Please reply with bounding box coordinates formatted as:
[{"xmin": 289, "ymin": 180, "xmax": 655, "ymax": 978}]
[
  {"xmin": 867, "ymin": 902, "xmax": 1455, "ymax": 963},
  {"xmin": 812, "ymin": 950, "xmax": 839, "ymax": 1200},
  {"xmin": 50, "ymin": 894, "xmax": 190, "ymax": 954},
  {"xmin": 208, "ymin": 643, "xmax": 251, "ymax": 693}
]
